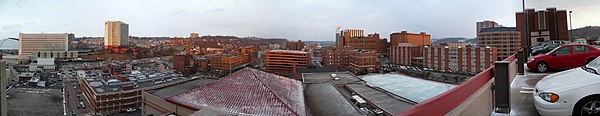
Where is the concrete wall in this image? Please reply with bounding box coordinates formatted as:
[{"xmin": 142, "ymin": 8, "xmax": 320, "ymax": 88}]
[
  {"xmin": 141, "ymin": 91, "xmax": 196, "ymax": 116},
  {"xmin": 446, "ymin": 79, "xmax": 495, "ymax": 116},
  {"xmin": 446, "ymin": 60, "xmax": 517, "ymax": 116}
]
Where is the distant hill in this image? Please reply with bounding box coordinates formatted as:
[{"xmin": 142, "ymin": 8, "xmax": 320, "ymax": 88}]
[
  {"xmin": 572, "ymin": 26, "xmax": 600, "ymax": 40},
  {"xmin": 431, "ymin": 37, "xmax": 477, "ymax": 46}
]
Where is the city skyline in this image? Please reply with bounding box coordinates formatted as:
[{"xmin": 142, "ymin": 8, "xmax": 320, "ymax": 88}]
[{"xmin": 1, "ymin": 0, "xmax": 599, "ymax": 41}]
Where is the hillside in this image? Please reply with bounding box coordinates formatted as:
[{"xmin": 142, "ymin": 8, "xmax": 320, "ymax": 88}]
[{"xmin": 572, "ymin": 26, "xmax": 600, "ymax": 40}]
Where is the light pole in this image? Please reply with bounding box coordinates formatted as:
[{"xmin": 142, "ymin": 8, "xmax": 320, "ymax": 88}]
[
  {"xmin": 523, "ymin": 0, "xmax": 530, "ymax": 59},
  {"xmin": 569, "ymin": 11, "xmax": 573, "ymax": 40}
]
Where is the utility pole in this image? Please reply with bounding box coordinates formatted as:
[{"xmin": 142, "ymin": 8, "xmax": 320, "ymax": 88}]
[{"xmin": 569, "ymin": 11, "xmax": 574, "ymax": 40}]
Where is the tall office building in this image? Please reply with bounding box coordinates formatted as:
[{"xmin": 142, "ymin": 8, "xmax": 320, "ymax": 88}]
[
  {"xmin": 336, "ymin": 29, "xmax": 364, "ymax": 46},
  {"xmin": 476, "ymin": 20, "xmax": 500, "ymax": 33},
  {"xmin": 189, "ymin": 32, "xmax": 199, "ymax": 39},
  {"xmin": 516, "ymin": 8, "xmax": 569, "ymax": 47},
  {"xmin": 389, "ymin": 31, "xmax": 431, "ymax": 47},
  {"xmin": 478, "ymin": 27, "xmax": 521, "ymax": 60},
  {"xmin": 18, "ymin": 33, "xmax": 74, "ymax": 60},
  {"xmin": 265, "ymin": 50, "xmax": 311, "ymax": 78},
  {"xmin": 104, "ymin": 20, "xmax": 129, "ymax": 49}
]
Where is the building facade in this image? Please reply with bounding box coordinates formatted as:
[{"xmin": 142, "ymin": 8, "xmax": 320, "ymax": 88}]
[
  {"xmin": 322, "ymin": 46, "xmax": 354, "ymax": 70},
  {"xmin": 390, "ymin": 31, "xmax": 431, "ymax": 47},
  {"xmin": 189, "ymin": 32, "xmax": 199, "ymax": 39},
  {"xmin": 516, "ymin": 8, "xmax": 569, "ymax": 47},
  {"xmin": 173, "ymin": 54, "xmax": 192, "ymax": 74},
  {"xmin": 377, "ymin": 38, "xmax": 390, "ymax": 56},
  {"xmin": 32, "ymin": 51, "xmax": 79, "ymax": 59},
  {"xmin": 208, "ymin": 54, "xmax": 249, "ymax": 72},
  {"xmin": 389, "ymin": 45, "xmax": 422, "ymax": 66},
  {"xmin": 478, "ymin": 27, "xmax": 522, "ymax": 60},
  {"xmin": 336, "ymin": 29, "xmax": 364, "ymax": 46},
  {"xmin": 0, "ymin": 61, "xmax": 6, "ymax": 116},
  {"xmin": 350, "ymin": 50, "xmax": 379, "ymax": 73},
  {"xmin": 423, "ymin": 46, "xmax": 497, "ymax": 74},
  {"xmin": 18, "ymin": 33, "xmax": 74, "ymax": 60},
  {"xmin": 104, "ymin": 20, "xmax": 129, "ymax": 49},
  {"xmin": 265, "ymin": 50, "xmax": 311, "ymax": 78},
  {"xmin": 286, "ymin": 40, "xmax": 305, "ymax": 50},
  {"xmin": 476, "ymin": 20, "xmax": 500, "ymax": 33}
]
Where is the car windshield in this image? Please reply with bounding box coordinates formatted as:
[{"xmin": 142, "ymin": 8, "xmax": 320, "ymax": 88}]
[{"xmin": 583, "ymin": 58, "xmax": 600, "ymax": 75}]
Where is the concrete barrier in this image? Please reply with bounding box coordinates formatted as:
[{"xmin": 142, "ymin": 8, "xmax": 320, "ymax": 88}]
[{"xmin": 446, "ymin": 79, "xmax": 494, "ymax": 116}]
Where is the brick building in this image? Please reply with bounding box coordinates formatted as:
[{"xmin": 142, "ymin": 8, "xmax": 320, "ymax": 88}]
[
  {"xmin": 423, "ymin": 46, "xmax": 497, "ymax": 74},
  {"xmin": 350, "ymin": 50, "xmax": 379, "ymax": 73},
  {"xmin": 265, "ymin": 50, "xmax": 311, "ymax": 78},
  {"xmin": 286, "ymin": 40, "xmax": 305, "ymax": 50},
  {"xmin": 478, "ymin": 27, "xmax": 522, "ymax": 60},
  {"xmin": 336, "ymin": 28, "xmax": 388, "ymax": 55},
  {"xmin": 207, "ymin": 54, "xmax": 249, "ymax": 73},
  {"xmin": 516, "ymin": 7, "xmax": 569, "ymax": 47},
  {"xmin": 390, "ymin": 45, "xmax": 422, "ymax": 66},
  {"xmin": 390, "ymin": 31, "xmax": 431, "ymax": 47},
  {"xmin": 173, "ymin": 54, "xmax": 191, "ymax": 74},
  {"xmin": 322, "ymin": 46, "xmax": 354, "ymax": 70},
  {"xmin": 476, "ymin": 20, "xmax": 500, "ymax": 33}
]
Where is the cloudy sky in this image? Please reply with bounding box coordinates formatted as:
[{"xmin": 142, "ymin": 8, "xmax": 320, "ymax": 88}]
[{"xmin": 1, "ymin": 0, "xmax": 599, "ymax": 41}]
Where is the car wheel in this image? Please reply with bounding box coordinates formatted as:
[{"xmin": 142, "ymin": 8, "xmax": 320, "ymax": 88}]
[
  {"xmin": 587, "ymin": 58, "xmax": 595, "ymax": 65},
  {"xmin": 537, "ymin": 62, "xmax": 548, "ymax": 73},
  {"xmin": 574, "ymin": 97, "xmax": 600, "ymax": 116}
]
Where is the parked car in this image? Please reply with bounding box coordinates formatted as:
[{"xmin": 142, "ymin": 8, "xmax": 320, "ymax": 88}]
[
  {"xmin": 532, "ymin": 40, "xmax": 571, "ymax": 51},
  {"xmin": 533, "ymin": 57, "xmax": 600, "ymax": 116},
  {"xmin": 527, "ymin": 44, "xmax": 600, "ymax": 72},
  {"xmin": 574, "ymin": 38, "xmax": 588, "ymax": 44},
  {"xmin": 531, "ymin": 43, "xmax": 564, "ymax": 56}
]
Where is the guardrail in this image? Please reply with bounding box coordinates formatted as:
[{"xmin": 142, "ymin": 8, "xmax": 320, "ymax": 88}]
[{"xmin": 398, "ymin": 54, "xmax": 516, "ymax": 116}]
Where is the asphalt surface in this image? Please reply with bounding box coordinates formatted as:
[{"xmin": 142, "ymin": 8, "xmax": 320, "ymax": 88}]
[
  {"xmin": 304, "ymin": 83, "xmax": 363, "ymax": 116},
  {"xmin": 6, "ymin": 88, "xmax": 64, "ymax": 116},
  {"xmin": 493, "ymin": 64, "xmax": 564, "ymax": 116}
]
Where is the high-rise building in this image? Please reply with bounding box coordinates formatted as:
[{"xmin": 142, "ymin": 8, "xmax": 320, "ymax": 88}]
[
  {"xmin": 476, "ymin": 20, "xmax": 500, "ymax": 33},
  {"xmin": 336, "ymin": 29, "xmax": 364, "ymax": 46},
  {"xmin": 286, "ymin": 40, "xmax": 305, "ymax": 50},
  {"xmin": 350, "ymin": 50, "xmax": 379, "ymax": 73},
  {"xmin": 516, "ymin": 8, "xmax": 569, "ymax": 47},
  {"xmin": 190, "ymin": 32, "xmax": 199, "ymax": 39},
  {"xmin": 478, "ymin": 27, "xmax": 522, "ymax": 60},
  {"xmin": 390, "ymin": 31, "xmax": 431, "ymax": 47},
  {"xmin": 104, "ymin": 20, "xmax": 129, "ymax": 49},
  {"xmin": 322, "ymin": 46, "xmax": 354, "ymax": 69},
  {"xmin": 265, "ymin": 50, "xmax": 311, "ymax": 78},
  {"xmin": 18, "ymin": 33, "xmax": 74, "ymax": 60},
  {"xmin": 423, "ymin": 46, "xmax": 497, "ymax": 74}
]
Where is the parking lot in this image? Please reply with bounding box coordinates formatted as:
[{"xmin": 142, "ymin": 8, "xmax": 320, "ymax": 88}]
[{"xmin": 6, "ymin": 88, "xmax": 64, "ymax": 116}]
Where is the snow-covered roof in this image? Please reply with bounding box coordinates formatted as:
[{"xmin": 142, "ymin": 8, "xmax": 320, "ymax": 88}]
[{"xmin": 166, "ymin": 68, "xmax": 306, "ymax": 116}]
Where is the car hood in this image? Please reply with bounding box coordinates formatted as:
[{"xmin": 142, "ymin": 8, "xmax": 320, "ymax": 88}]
[{"xmin": 535, "ymin": 68, "xmax": 600, "ymax": 93}]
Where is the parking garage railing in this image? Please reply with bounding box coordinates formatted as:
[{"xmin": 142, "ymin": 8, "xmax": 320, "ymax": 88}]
[{"xmin": 397, "ymin": 54, "xmax": 517, "ymax": 116}]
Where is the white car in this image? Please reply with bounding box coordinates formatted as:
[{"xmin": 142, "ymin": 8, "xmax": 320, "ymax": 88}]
[{"xmin": 534, "ymin": 57, "xmax": 600, "ymax": 116}]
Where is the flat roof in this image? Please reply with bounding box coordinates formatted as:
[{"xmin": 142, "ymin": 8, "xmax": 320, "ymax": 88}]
[
  {"xmin": 304, "ymin": 83, "xmax": 362, "ymax": 116},
  {"xmin": 346, "ymin": 83, "xmax": 414, "ymax": 115},
  {"xmin": 268, "ymin": 50, "xmax": 308, "ymax": 54},
  {"xmin": 302, "ymin": 72, "xmax": 359, "ymax": 84},
  {"xmin": 361, "ymin": 74, "xmax": 456, "ymax": 103},
  {"xmin": 149, "ymin": 78, "xmax": 217, "ymax": 99}
]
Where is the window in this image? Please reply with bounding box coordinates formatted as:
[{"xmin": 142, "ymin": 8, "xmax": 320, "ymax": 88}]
[
  {"xmin": 574, "ymin": 46, "xmax": 589, "ymax": 53},
  {"xmin": 555, "ymin": 47, "xmax": 571, "ymax": 55}
]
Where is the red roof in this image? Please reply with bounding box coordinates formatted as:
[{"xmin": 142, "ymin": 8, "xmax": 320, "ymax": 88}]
[{"xmin": 166, "ymin": 68, "xmax": 305, "ymax": 116}]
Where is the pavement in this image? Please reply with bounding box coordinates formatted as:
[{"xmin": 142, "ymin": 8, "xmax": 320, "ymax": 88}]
[
  {"xmin": 6, "ymin": 88, "xmax": 64, "ymax": 116},
  {"xmin": 304, "ymin": 83, "xmax": 363, "ymax": 116},
  {"xmin": 65, "ymin": 80, "xmax": 89, "ymax": 115},
  {"xmin": 492, "ymin": 65, "xmax": 565, "ymax": 116}
]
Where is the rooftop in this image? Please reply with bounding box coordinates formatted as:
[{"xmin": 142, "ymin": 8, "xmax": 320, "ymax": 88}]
[
  {"xmin": 165, "ymin": 68, "xmax": 306, "ymax": 116},
  {"xmin": 149, "ymin": 78, "xmax": 217, "ymax": 99},
  {"xmin": 361, "ymin": 73, "xmax": 456, "ymax": 103},
  {"xmin": 268, "ymin": 50, "xmax": 308, "ymax": 54},
  {"xmin": 77, "ymin": 67, "xmax": 186, "ymax": 94},
  {"xmin": 479, "ymin": 27, "xmax": 519, "ymax": 33}
]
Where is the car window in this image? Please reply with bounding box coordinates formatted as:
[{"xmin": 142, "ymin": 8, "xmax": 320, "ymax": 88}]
[
  {"xmin": 574, "ymin": 46, "xmax": 589, "ymax": 53},
  {"xmin": 555, "ymin": 47, "xmax": 571, "ymax": 55}
]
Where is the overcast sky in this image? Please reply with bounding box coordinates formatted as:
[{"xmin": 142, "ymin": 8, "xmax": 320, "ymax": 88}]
[{"xmin": 1, "ymin": 0, "xmax": 599, "ymax": 41}]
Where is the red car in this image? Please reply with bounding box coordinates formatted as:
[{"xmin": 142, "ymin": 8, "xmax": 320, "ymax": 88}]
[{"xmin": 527, "ymin": 44, "xmax": 600, "ymax": 72}]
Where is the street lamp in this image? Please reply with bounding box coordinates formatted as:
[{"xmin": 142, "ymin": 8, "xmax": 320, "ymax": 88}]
[
  {"xmin": 522, "ymin": 0, "xmax": 530, "ymax": 59},
  {"xmin": 569, "ymin": 11, "xmax": 573, "ymax": 40}
]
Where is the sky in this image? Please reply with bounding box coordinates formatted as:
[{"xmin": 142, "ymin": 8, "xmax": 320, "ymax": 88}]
[{"xmin": 1, "ymin": 0, "xmax": 599, "ymax": 41}]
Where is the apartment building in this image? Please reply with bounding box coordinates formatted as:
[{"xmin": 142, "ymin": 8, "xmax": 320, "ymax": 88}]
[
  {"xmin": 478, "ymin": 27, "xmax": 522, "ymax": 60},
  {"xmin": 423, "ymin": 46, "xmax": 497, "ymax": 74}
]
